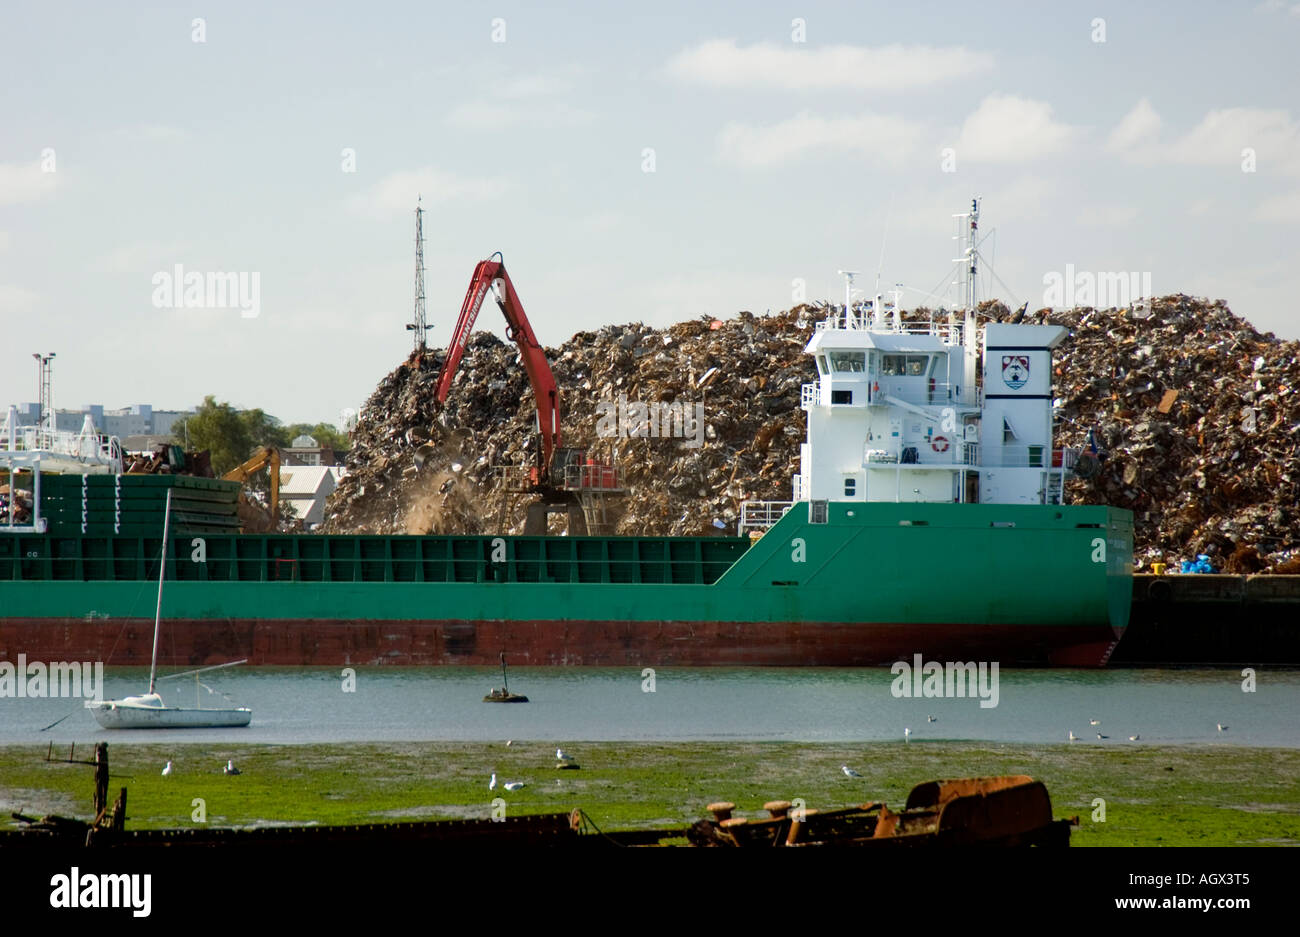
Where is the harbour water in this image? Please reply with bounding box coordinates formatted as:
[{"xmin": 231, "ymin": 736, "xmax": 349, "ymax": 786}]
[{"xmin": 4, "ymin": 666, "xmax": 1297, "ymax": 747}]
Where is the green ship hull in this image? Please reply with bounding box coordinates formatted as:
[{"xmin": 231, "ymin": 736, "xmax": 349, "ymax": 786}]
[{"xmin": 0, "ymin": 501, "xmax": 1132, "ymax": 667}]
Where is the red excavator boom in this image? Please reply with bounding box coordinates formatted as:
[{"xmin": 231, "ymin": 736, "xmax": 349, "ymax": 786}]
[{"xmin": 435, "ymin": 254, "xmax": 561, "ymax": 473}]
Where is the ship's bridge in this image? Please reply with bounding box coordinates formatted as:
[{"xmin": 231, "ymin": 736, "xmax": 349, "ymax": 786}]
[
  {"xmin": 806, "ymin": 330, "xmax": 964, "ymax": 411},
  {"xmin": 798, "ymin": 324, "xmax": 981, "ymax": 507}
]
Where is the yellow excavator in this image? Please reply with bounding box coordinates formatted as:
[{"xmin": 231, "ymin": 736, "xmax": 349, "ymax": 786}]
[{"xmin": 222, "ymin": 446, "xmax": 281, "ymax": 532}]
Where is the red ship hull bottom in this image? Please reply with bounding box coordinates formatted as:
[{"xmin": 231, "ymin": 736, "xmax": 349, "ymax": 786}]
[{"xmin": 1, "ymin": 618, "xmax": 1124, "ymax": 668}]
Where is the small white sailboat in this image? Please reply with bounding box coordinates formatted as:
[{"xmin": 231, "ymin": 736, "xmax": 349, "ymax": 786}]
[{"xmin": 85, "ymin": 489, "xmax": 251, "ymax": 729}]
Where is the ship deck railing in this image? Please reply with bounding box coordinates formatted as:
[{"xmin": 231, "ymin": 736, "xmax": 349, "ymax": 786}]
[
  {"xmin": 814, "ymin": 309, "xmax": 965, "ymax": 345},
  {"xmin": 802, "ymin": 382, "xmax": 964, "ymax": 409},
  {"xmin": 739, "ymin": 501, "xmax": 795, "ymax": 535},
  {"xmin": 5, "ymin": 426, "xmax": 123, "ymax": 467},
  {"xmin": 858, "ymin": 445, "xmax": 1081, "ymax": 470}
]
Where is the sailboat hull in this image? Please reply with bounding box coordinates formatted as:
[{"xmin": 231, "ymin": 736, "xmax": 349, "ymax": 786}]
[{"xmin": 86, "ymin": 702, "xmax": 252, "ymax": 729}]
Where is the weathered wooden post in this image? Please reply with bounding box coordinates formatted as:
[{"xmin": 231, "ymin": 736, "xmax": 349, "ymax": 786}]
[
  {"xmin": 93, "ymin": 742, "xmax": 109, "ymax": 820},
  {"xmin": 111, "ymin": 788, "xmax": 128, "ymax": 831}
]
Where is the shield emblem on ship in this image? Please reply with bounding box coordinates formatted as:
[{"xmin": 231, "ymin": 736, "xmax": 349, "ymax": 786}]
[{"xmin": 1001, "ymin": 355, "xmax": 1030, "ymax": 390}]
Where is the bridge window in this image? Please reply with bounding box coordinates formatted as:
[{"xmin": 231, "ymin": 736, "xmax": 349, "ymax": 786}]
[
  {"xmin": 816, "ymin": 354, "xmax": 829, "ymax": 375},
  {"xmin": 829, "ymin": 351, "xmax": 866, "ymax": 373},
  {"xmin": 844, "ymin": 478, "xmax": 856, "ymax": 497},
  {"xmin": 882, "ymin": 354, "xmax": 929, "ymax": 376},
  {"xmin": 831, "ymin": 390, "xmax": 852, "ymax": 404}
]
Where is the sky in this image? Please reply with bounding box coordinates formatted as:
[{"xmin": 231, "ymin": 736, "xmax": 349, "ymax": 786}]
[{"xmin": 2, "ymin": 0, "xmax": 1298, "ymax": 428}]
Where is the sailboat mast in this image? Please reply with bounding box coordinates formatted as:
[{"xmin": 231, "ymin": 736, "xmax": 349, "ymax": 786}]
[{"xmin": 148, "ymin": 488, "xmax": 173, "ymax": 695}]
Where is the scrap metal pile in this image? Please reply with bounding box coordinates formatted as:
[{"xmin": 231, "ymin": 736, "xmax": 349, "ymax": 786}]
[
  {"xmin": 1047, "ymin": 294, "xmax": 1300, "ymax": 573},
  {"xmin": 322, "ymin": 295, "xmax": 1300, "ymax": 571},
  {"xmin": 322, "ymin": 307, "xmax": 812, "ymax": 537}
]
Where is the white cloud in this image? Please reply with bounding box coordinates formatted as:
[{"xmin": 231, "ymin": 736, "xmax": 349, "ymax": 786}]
[
  {"xmin": 0, "ymin": 161, "xmax": 58, "ymax": 205},
  {"xmin": 1107, "ymin": 98, "xmax": 1162, "ymax": 152},
  {"xmin": 717, "ymin": 111, "xmax": 924, "ymax": 168},
  {"xmin": 952, "ymin": 95, "xmax": 1078, "ymax": 162},
  {"xmin": 347, "ymin": 167, "xmax": 509, "ymax": 219},
  {"xmin": 1253, "ymin": 189, "xmax": 1300, "ymax": 222},
  {"xmin": 1110, "ymin": 101, "xmax": 1300, "ymax": 173},
  {"xmin": 666, "ymin": 39, "xmax": 994, "ymax": 91}
]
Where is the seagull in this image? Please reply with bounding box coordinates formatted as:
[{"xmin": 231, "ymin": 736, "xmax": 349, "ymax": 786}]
[
  {"xmin": 223, "ymin": 760, "xmax": 241, "ymax": 775},
  {"xmin": 1217, "ymin": 724, "xmax": 1228, "ymax": 732},
  {"xmin": 1089, "ymin": 719, "xmax": 1101, "ymax": 726},
  {"xmin": 927, "ymin": 715, "xmax": 937, "ymax": 723},
  {"xmin": 161, "ymin": 761, "xmax": 173, "ymax": 777},
  {"xmin": 489, "ymin": 773, "xmax": 498, "ymax": 791},
  {"xmin": 1068, "ymin": 731, "xmax": 1079, "ymax": 741},
  {"xmin": 1129, "ymin": 735, "xmax": 1140, "ymax": 741},
  {"xmin": 556, "ymin": 748, "xmax": 575, "ymax": 762},
  {"xmin": 503, "ymin": 781, "xmax": 525, "ymax": 792},
  {"xmin": 842, "ymin": 765, "xmax": 862, "ymax": 778},
  {"xmin": 1096, "ymin": 733, "xmax": 1109, "ymax": 740},
  {"xmin": 505, "ymin": 740, "xmax": 513, "ymax": 747},
  {"xmin": 904, "ymin": 728, "xmax": 912, "ymax": 740}
]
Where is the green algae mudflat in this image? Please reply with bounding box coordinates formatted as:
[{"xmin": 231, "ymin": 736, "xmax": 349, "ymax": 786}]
[{"xmin": 3, "ymin": 741, "xmax": 1297, "ymax": 847}]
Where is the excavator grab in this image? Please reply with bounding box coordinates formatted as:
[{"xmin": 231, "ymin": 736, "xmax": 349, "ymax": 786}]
[
  {"xmin": 430, "ymin": 254, "xmax": 622, "ymax": 534},
  {"xmin": 435, "ymin": 254, "xmax": 561, "ymax": 477}
]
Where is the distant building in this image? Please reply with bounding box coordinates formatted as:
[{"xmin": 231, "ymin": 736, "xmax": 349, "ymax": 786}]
[
  {"xmin": 282, "ymin": 434, "xmax": 345, "ymax": 467},
  {"xmin": 280, "ymin": 465, "xmax": 346, "ymax": 529},
  {"xmin": 11, "ymin": 402, "xmax": 194, "ymax": 439}
]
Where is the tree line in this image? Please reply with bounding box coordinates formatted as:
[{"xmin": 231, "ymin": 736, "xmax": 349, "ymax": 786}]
[{"xmin": 171, "ymin": 396, "xmax": 350, "ymax": 476}]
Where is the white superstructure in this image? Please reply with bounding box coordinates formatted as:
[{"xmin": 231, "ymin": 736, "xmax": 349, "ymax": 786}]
[
  {"xmin": 795, "ymin": 309, "xmax": 1068, "ymax": 506},
  {"xmin": 742, "ymin": 200, "xmax": 1081, "ymax": 533}
]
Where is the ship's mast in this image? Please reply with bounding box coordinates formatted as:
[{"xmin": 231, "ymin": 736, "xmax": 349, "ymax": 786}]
[
  {"xmin": 32, "ymin": 352, "xmax": 55, "ymax": 437},
  {"xmin": 406, "ymin": 198, "xmax": 428, "ymax": 352},
  {"xmin": 148, "ymin": 488, "xmax": 173, "ymax": 696},
  {"xmin": 952, "ymin": 199, "xmax": 980, "ymax": 375},
  {"xmin": 952, "ymin": 197, "xmax": 980, "ymax": 313},
  {"xmin": 836, "ymin": 270, "xmax": 859, "ymax": 327}
]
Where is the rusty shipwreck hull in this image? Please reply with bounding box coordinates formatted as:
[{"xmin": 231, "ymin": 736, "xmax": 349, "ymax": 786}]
[
  {"xmin": 690, "ymin": 776, "xmax": 1074, "ymax": 847},
  {"xmin": 0, "ymin": 616, "xmax": 1119, "ymax": 667}
]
